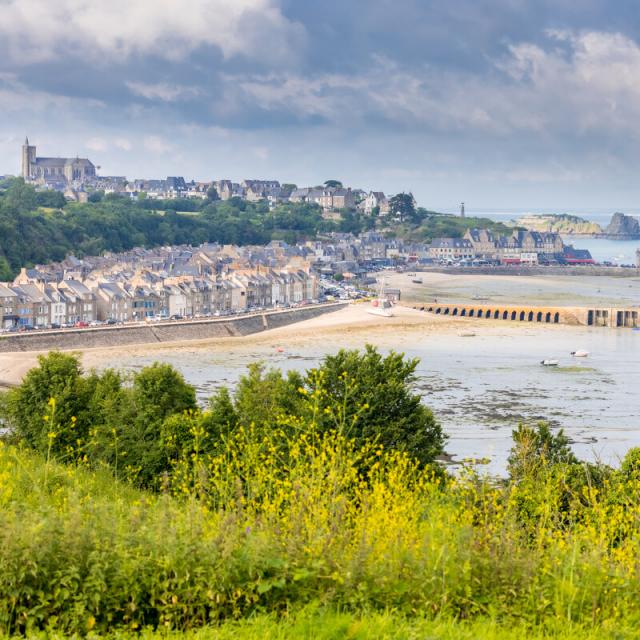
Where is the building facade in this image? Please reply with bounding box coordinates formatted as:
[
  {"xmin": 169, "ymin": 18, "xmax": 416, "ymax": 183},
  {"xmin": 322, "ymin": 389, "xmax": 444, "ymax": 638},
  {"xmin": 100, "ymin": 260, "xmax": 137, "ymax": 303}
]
[{"xmin": 21, "ymin": 138, "xmax": 96, "ymax": 185}]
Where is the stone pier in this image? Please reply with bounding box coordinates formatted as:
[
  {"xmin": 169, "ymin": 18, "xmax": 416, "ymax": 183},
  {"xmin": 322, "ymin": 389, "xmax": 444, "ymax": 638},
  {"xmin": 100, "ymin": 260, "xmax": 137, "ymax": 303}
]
[{"xmin": 416, "ymin": 303, "xmax": 639, "ymax": 328}]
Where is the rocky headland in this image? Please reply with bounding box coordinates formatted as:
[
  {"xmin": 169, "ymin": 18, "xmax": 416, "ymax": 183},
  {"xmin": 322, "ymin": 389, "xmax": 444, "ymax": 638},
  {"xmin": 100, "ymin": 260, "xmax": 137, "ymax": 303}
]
[
  {"xmin": 513, "ymin": 213, "xmax": 601, "ymax": 235},
  {"xmin": 514, "ymin": 212, "xmax": 640, "ymax": 239}
]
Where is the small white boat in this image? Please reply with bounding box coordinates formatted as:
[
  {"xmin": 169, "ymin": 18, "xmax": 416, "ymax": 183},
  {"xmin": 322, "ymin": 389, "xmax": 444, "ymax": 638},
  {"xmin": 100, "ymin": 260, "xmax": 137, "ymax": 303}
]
[
  {"xmin": 367, "ymin": 277, "xmax": 394, "ymax": 318},
  {"xmin": 571, "ymin": 350, "xmax": 589, "ymax": 358},
  {"xmin": 367, "ymin": 299, "xmax": 394, "ymax": 317},
  {"xmin": 540, "ymin": 359, "xmax": 559, "ymax": 367},
  {"xmin": 458, "ymin": 331, "xmax": 476, "ymax": 337},
  {"xmin": 412, "ymin": 278, "xmax": 423, "ymax": 284}
]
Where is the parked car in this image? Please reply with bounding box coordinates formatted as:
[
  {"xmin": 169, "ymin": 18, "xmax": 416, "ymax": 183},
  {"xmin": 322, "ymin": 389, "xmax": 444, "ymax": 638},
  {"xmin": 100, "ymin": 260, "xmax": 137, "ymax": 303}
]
[{"xmin": 75, "ymin": 321, "xmax": 89, "ymax": 328}]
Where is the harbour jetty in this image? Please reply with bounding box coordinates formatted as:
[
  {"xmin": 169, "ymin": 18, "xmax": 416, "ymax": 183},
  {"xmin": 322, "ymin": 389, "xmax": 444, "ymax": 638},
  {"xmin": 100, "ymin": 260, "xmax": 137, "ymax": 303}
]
[{"xmin": 418, "ymin": 302, "xmax": 639, "ymax": 328}]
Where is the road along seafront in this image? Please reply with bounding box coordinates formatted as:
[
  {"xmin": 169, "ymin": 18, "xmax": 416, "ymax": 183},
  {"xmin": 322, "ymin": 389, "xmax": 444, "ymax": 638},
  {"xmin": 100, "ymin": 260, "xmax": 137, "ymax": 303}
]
[{"xmin": 0, "ymin": 302, "xmax": 348, "ymax": 354}]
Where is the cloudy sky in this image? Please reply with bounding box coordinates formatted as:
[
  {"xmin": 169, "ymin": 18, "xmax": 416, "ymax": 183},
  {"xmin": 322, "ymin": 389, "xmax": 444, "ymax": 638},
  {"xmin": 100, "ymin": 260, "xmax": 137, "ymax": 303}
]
[{"xmin": 1, "ymin": 0, "xmax": 640, "ymax": 209}]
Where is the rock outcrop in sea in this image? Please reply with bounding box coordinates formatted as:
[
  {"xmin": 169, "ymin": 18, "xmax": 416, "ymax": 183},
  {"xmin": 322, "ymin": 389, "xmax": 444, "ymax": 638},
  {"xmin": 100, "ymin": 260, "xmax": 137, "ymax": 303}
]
[
  {"xmin": 513, "ymin": 214, "xmax": 601, "ymax": 235},
  {"xmin": 604, "ymin": 212, "xmax": 640, "ymax": 239}
]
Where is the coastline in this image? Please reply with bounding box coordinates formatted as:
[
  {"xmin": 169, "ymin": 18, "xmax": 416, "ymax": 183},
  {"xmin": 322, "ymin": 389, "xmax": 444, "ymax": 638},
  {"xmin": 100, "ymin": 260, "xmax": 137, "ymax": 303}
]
[
  {"xmin": 1, "ymin": 267, "xmax": 637, "ymax": 386},
  {"xmin": 2, "ymin": 296, "xmax": 636, "ymax": 474},
  {"xmin": 0, "ymin": 304, "xmax": 474, "ymax": 386}
]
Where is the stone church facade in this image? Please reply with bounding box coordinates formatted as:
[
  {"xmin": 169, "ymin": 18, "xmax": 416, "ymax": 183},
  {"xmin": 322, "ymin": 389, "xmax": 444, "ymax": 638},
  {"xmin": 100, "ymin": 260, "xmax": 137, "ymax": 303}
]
[{"xmin": 21, "ymin": 138, "xmax": 97, "ymax": 185}]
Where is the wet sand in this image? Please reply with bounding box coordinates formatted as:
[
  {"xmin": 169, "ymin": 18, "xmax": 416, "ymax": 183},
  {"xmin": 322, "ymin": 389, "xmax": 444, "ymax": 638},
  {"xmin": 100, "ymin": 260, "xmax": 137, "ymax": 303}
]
[
  {"xmin": 0, "ymin": 304, "xmax": 470, "ymax": 385},
  {"xmin": 386, "ymin": 271, "xmax": 640, "ymax": 307},
  {"xmin": 2, "ymin": 267, "xmax": 636, "ymax": 387}
]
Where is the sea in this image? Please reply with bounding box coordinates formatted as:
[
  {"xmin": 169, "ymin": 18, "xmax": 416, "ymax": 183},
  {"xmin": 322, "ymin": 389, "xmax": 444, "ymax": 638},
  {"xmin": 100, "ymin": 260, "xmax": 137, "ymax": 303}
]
[
  {"xmin": 109, "ymin": 275, "xmax": 640, "ymax": 477},
  {"xmin": 101, "ymin": 208, "xmax": 640, "ymax": 476},
  {"xmin": 441, "ymin": 207, "xmax": 640, "ymax": 264}
]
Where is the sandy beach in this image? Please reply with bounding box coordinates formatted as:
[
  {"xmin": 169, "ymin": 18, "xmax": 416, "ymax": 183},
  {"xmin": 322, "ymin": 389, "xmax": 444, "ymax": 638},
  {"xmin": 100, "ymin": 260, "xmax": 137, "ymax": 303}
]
[
  {"xmin": 3, "ymin": 265, "xmax": 635, "ymax": 387},
  {"xmin": 0, "ymin": 304, "xmax": 470, "ymax": 386}
]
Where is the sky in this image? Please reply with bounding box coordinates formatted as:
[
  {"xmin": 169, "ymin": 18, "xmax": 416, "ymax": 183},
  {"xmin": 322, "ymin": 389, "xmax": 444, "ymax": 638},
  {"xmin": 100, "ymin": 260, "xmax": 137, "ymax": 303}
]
[{"xmin": 1, "ymin": 0, "xmax": 640, "ymax": 210}]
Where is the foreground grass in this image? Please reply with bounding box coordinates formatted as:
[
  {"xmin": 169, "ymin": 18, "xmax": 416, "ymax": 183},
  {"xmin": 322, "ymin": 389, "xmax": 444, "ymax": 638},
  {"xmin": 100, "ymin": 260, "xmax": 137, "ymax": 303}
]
[
  {"xmin": 3, "ymin": 433, "xmax": 640, "ymax": 637},
  {"xmin": 18, "ymin": 610, "xmax": 640, "ymax": 639}
]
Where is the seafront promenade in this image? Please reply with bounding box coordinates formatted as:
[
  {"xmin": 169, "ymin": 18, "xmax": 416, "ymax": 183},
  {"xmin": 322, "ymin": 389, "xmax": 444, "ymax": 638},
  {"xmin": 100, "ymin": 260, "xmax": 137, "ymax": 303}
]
[{"xmin": 0, "ymin": 302, "xmax": 347, "ymax": 353}]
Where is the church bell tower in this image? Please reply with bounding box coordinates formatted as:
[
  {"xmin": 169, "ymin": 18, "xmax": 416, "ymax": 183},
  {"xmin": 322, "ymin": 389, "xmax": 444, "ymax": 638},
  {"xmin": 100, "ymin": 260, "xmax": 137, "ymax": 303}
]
[{"xmin": 21, "ymin": 137, "xmax": 36, "ymax": 180}]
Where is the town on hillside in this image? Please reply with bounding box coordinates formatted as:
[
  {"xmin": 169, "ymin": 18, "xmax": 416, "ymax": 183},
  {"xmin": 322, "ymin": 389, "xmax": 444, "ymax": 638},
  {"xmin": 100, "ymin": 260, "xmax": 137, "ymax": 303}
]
[
  {"xmin": 0, "ymin": 224, "xmax": 608, "ymax": 332},
  {"xmin": 0, "ymin": 137, "xmax": 620, "ymax": 331}
]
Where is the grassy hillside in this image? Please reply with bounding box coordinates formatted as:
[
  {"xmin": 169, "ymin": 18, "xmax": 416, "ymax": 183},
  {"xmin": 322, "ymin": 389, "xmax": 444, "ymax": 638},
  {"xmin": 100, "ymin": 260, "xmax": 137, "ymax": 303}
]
[
  {"xmin": 392, "ymin": 214, "xmax": 514, "ymax": 243},
  {"xmin": 19, "ymin": 611, "xmax": 637, "ymax": 639},
  {"xmin": 2, "ymin": 432, "xmax": 640, "ymax": 637}
]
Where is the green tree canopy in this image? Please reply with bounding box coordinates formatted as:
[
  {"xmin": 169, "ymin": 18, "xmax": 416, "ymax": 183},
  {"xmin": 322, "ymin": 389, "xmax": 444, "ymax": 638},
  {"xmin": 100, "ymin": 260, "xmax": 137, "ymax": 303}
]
[
  {"xmin": 305, "ymin": 345, "xmax": 445, "ymax": 465},
  {"xmin": 214, "ymin": 346, "xmax": 445, "ymax": 467},
  {"xmin": 3, "ymin": 352, "xmax": 96, "ymax": 457},
  {"xmin": 507, "ymin": 422, "xmax": 578, "ymax": 481},
  {"xmin": 389, "ymin": 192, "xmax": 417, "ymax": 223}
]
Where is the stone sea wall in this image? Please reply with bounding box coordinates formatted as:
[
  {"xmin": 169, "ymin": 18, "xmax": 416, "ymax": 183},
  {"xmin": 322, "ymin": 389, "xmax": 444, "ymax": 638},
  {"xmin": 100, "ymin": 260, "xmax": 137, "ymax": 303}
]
[{"xmin": 0, "ymin": 303, "xmax": 348, "ymax": 353}]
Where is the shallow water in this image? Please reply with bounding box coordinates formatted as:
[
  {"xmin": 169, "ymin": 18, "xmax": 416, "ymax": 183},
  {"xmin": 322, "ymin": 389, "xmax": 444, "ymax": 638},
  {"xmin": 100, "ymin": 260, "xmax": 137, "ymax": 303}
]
[
  {"xmin": 111, "ymin": 321, "xmax": 640, "ymax": 476},
  {"xmin": 392, "ymin": 273, "xmax": 640, "ymax": 308}
]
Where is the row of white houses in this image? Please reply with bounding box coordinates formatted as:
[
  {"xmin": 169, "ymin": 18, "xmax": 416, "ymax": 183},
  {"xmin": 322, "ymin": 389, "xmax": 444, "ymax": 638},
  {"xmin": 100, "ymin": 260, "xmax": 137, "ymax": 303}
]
[{"xmin": 0, "ymin": 269, "xmax": 318, "ymax": 328}]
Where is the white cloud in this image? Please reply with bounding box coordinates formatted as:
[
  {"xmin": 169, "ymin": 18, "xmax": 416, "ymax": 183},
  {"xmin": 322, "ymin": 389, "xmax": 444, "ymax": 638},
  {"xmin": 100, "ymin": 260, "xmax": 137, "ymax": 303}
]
[
  {"xmin": 115, "ymin": 138, "xmax": 132, "ymax": 151},
  {"xmin": 252, "ymin": 146, "xmax": 269, "ymax": 160},
  {"xmin": 0, "ymin": 0, "xmax": 304, "ymax": 65},
  {"xmin": 86, "ymin": 137, "xmax": 108, "ymax": 152},
  {"xmin": 144, "ymin": 135, "xmax": 173, "ymax": 154},
  {"xmin": 228, "ymin": 31, "xmax": 640, "ymax": 140},
  {"xmin": 126, "ymin": 82, "xmax": 201, "ymax": 102},
  {"xmin": 0, "ymin": 74, "xmax": 104, "ymax": 113}
]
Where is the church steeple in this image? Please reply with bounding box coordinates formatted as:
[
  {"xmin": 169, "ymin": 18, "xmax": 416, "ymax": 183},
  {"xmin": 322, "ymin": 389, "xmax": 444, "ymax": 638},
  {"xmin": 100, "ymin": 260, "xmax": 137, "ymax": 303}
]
[{"xmin": 22, "ymin": 136, "xmax": 34, "ymax": 179}]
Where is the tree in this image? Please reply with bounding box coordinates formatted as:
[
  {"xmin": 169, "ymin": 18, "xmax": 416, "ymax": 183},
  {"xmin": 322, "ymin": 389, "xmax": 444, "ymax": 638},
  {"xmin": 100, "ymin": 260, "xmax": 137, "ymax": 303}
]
[
  {"xmin": 123, "ymin": 363, "xmax": 198, "ymax": 486},
  {"xmin": 206, "ymin": 185, "xmax": 220, "ymax": 202},
  {"xmin": 3, "ymin": 352, "xmax": 95, "ymax": 457},
  {"xmin": 0, "ymin": 256, "xmax": 13, "ymax": 280},
  {"xmin": 507, "ymin": 422, "xmax": 577, "ymax": 481},
  {"xmin": 305, "ymin": 345, "xmax": 445, "ymax": 466},
  {"xmin": 3, "ymin": 178, "xmax": 37, "ymax": 214},
  {"xmin": 35, "ymin": 190, "xmax": 66, "ymax": 209},
  {"xmin": 203, "ymin": 386, "xmax": 239, "ymax": 442},
  {"xmin": 324, "ymin": 180, "xmax": 343, "ymax": 188},
  {"xmin": 233, "ymin": 363, "xmax": 303, "ymax": 430},
  {"xmin": 389, "ymin": 192, "xmax": 416, "ymax": 223}
]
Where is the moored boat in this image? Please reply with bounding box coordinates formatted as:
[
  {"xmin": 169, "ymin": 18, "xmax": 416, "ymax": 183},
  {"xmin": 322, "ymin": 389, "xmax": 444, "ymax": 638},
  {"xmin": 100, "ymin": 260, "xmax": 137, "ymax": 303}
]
[
  {"xmin": 540, "ymin": 359, "xmax": 559, "ymax": 367},
  {"xmin": 367, "ymin": 276, "xmax": 394, "ymax": 317}
]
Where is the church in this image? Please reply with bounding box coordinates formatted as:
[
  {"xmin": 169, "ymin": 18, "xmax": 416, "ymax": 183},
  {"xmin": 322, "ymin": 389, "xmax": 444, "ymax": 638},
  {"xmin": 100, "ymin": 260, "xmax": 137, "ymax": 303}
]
[{"xmin": 21, "ymin": 137, "xmax": 97, "ymax": 185}]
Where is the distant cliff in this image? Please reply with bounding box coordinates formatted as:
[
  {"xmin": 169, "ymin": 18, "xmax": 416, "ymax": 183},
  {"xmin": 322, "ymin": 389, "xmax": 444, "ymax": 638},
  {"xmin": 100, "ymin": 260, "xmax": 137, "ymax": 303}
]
[
  {"xmin": 513, "ymin": 214, "xmax": 602, "ymax": 236},
  {"xmin": 603, "ymin": 212, "xmax": 640, "ymax": 239}
]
